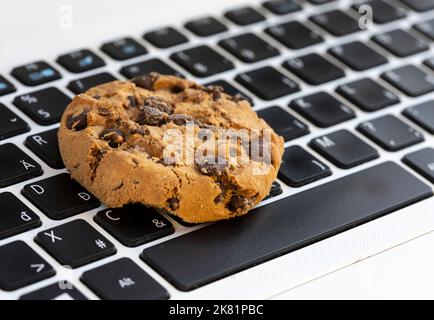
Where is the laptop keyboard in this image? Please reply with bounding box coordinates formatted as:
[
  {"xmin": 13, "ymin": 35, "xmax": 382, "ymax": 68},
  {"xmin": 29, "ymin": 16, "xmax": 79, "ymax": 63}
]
[{"xmin": 1, "ymin": 0, "xmax": 434, "ymax": 299}]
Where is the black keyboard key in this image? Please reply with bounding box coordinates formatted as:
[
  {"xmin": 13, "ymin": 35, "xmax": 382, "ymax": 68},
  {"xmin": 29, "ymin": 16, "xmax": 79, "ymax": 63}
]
[
  {"xmin": 290, "ymin": 92, "xmax": 355, "ymax": 128},
  {"xmin": 35, "ymin": 219, "xmax": 115, "ymax": 268},
  {"xmin": 0, "ymin": 75, "xmax": 16, "ymax": 96},
  {"xmin": 171, "ymin": 45, "xmax": 234, "ymax": 77},
  {"xmin": 81, "ymin": 258, "xmax": 169, "ymax": 300},
  {"xmin": 403, "ymin": 100, "xmax": 434, "ymax": 133},
  {"xmin": 310, "ymin": 10, "xmax": 361, "ymax": 36},
  {"xmin": 57, "ymin": 49, "xmax": 105, "ymax": 73},
  {"xmin": 224, "ymin": 7, "xmax": 265, "ymax": 26},
  {"xmin": 0, "ymin": 143, "xmax": 42, "ymax": 188},
  {"xmin": 403, "ymin": 148, "xmax": 434, "ymax": 183},
  {"xmin": 328, "ymin": 41, "xmax": 387, "ymax": 71},
  {"xmin": 310, "ymin": 130, "xmax": 379, "ymax": 169},
  {"xmin": 414, "ymin": 19, "xmax": 434, "ymax": 40},
  {"xmin": 236, "ymin": 66, "xmax": 300, "ymax": 100},
  {"xmin": 101, "ymin": 37, "xmax": 148, "ymax": 61},
  {"xmin": 141, "ymin": 162, "xmax": 432, "ymax": 291},
  {"xmin": 0, "ymin": 192, "xmax": 41, "ymax": 240},
  {"xmin": 25, "ymin": 129, "xmax": 64, "ymax": 169},
  {"xmin": 185, "ymin": 17, "xmax": 228, "ymax": 37},
  {"xmin": 352, "ymin": 0, "xmax": 406, "ymax": 24},
  {"xmin": 67, "ymin": 72, "xmax": 117, "ymax": 94},
  {"xmin": 400, "ymin": 0, "xmax": 434, "ymax": 12},
  {"xmin": 11, "ymin": 61, "xmax": 61, "ymax": 86},
  {"xmin": 336, "ymin": 78, "xmax": 400, "ymax": 111},
  {"xmin": 22, "ymin": 173, "xmax": 100, "ymax": 220},
  {"xmin": 0, "ymin": 241, "xmax": 55, "ymax": 291},
  {"xmin": 372, "ymin": 30, "xmax": 429, "ymax": 57},
  {"xmin": 265, "ymin": 181, "xmax": 282, "ymax": 200},
  {"xmin": 95, "ymin": 205, "xmax": 174, "ymax": 247},
  {"xmin": 14, "ymin": 87, "xmax": 71, "ymax": 125},
  {"xmin": 278, "ymin": 145, "xmax": 331, "ymax": 187},
  {"xmin": 20, "ymin": 282, "xmax": 87, "ymax": 300},
  {"xmin": 283, "ymin": 53, "xmax": 345, "ymax": 85},
  {"xmin": 120, "ymin": 58, "xmax": 183, "ymax": 79},
  {"xmin": 219, "ymin": 33, "xmax": 279, "ymax": 63},
  {"xmin": 358, "ymin": 114, "xmax": 424, "ymax": 151},
  {"xmin": 263, "ymin": 0, "xmax": 301, "ymax": 15},
  {"xmin": 382, "ymin": 65, "xmax": 434, "ymax": 97},
  {"xmin": 265, "ymin": 21, "xmax": 323, "ymax": 50},
  {"xmin": 257, "ymin": 106, "xmax": 309, "ymax": 141},
  {"xmin": 205, "ymin": 79, "xmax": 253, "ymax": 105},
  {"xmin": 0, "ymin": 103, "xmax": 29, "ymax": 140},
  {"xmin": 144, "ymin": 27, "xmax": 188, "ymax": 48}
]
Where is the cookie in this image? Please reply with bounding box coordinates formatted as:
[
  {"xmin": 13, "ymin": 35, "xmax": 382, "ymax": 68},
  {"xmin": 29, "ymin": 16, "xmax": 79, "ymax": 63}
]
[{"xmin": 58, "ymin": 73, "xmax": 284, "ymax": 223}]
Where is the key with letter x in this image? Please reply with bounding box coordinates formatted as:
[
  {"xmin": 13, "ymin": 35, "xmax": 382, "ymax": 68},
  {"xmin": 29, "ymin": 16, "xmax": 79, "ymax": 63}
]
[{"xmin": 35, "ymin": 219, "xmax": 116, "ymax": 268}]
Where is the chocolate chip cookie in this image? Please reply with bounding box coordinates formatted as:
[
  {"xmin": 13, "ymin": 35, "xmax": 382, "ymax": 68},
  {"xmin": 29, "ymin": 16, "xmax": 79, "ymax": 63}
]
[{"xmin": 58, "ymin": 73, "xmax": 284, "ymax": 223}]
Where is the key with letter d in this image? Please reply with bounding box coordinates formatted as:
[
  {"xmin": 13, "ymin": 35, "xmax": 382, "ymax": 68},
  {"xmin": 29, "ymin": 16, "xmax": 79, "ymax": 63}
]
[{"xmin": 21, "ymin": 173, "xmax": 100, "ymax": 220}]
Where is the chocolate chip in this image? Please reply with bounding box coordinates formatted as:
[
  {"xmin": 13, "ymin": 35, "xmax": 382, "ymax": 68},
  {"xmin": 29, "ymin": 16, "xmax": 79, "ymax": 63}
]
[
  {"xmin": 99, "ymin": 128, "xmax": 125, "ymax": 148},
  {"xmin": 171, "ymin": 85, "xmax": 184, "ymax": 94},
  {"xmin": 196, "ymin": 155, "xmax": 227, "ymax": 176},
  {"xmin": 169, "ymin": 113, "xmax": 196, "ymax": 126},
  {"xmin": 137, "ymin": 105, "xmax": 168, "ymax": 126},
  {"xmin": 132, "ymin": 72, "xmax": 159, "ymax": 90},
  {"xmin": 127, "ymin": 95, "xmax": 137, "ymax": 108},
  {"xmin": 227, "ymin": 195, "xmax": 254, "ymax": 213},
  {"xmin": 144, "ymin": 96, "xmax": 173, "ymax": 114},
  {"xmin": 66, "ymin": 112, "xmax": 88, "ymax": 131},
  {"xmin": 206, "ymin": 85, "xmax": 223, "ymax": 101},
  {"xmin": 167, "ymin": 197, "xmax": 179, "ymax": 211},
  {"xmin": 214, "ymin": 193, "xmax": 225, "ymax": 204}
]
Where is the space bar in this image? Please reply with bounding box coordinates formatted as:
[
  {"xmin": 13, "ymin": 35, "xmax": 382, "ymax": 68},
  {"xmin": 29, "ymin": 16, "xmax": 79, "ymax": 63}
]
[{"xmin": 141, "ymin": 162, "xmax": 432, "ymax": 291}]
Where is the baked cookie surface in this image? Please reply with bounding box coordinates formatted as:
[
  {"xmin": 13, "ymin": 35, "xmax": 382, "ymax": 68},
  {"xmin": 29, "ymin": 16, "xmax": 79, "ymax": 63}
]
[{"xmin": 58, "ymin": 73, "xmax": 284, "ymax": 223}]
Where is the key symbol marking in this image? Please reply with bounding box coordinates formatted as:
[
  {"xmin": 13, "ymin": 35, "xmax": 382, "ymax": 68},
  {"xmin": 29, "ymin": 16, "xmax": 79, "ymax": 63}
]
[
  {"xmin": 44, "ymin": 230, "xmax": 62, "ymax": 243},
  {"xmin": 152, "ymin": 219, "xmax": 166, "ymax": 228},
  {"xmin": 118, "ymin": 277, "xmax": 135, "ymax": 288},
  {"xmin": 30, "ymin": 263, "xmax": 45, "ymax": 273},
  {"xmin": 105, "ymin": 210, "xmax": 120, "ymax": 221},
  {"xmin": 95, "ymin": 239, "xmax": 107, "ymax": 249}
]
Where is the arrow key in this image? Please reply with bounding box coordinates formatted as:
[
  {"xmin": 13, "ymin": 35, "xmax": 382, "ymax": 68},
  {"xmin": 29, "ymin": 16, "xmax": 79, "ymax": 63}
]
[{"xmin": 0, "ymin": 241, "xmax": 55, "ymax": 291}]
